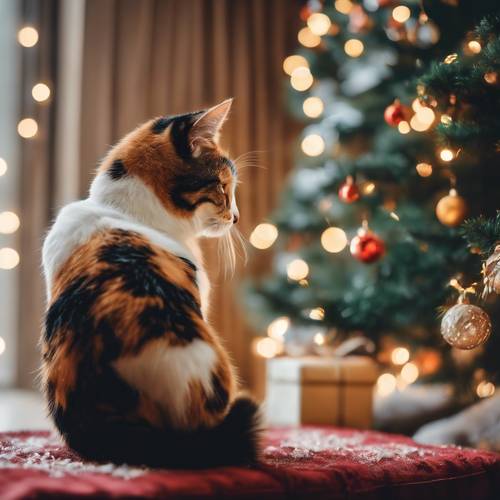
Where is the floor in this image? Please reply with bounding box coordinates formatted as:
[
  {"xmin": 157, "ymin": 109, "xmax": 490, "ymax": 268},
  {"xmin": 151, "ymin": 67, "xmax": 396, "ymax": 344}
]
[{"xmin": 0, "ymin": 390, "xmax": 52, "ymax": 432}]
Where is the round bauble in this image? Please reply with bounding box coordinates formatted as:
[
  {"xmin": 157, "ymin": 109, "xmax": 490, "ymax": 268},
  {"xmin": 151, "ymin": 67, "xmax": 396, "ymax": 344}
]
[
  {"xmin": 384, "ymin": 100, "xmax": 406, "ymax": 127},
  {"xmin": 484, "ymin": 245, "xmax": 500, "ymax": 295},
  {"xmin": 441, "ymin": 302, "xmax": 492, "ymax": 350},
  {"xmin": 338, "ymin": 176, "xmax": 360, "ymax": 203},
  {"xmin": 435, "ymin": 189, "xmax": 467, "ymax": 227},
  {"xmin": 350, "ymin": 229, "xmax": 385, "ymax": 263}
]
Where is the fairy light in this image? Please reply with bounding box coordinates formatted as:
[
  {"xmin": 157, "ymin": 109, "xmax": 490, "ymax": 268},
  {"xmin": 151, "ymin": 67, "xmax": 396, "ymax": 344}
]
[
  {"xmin": 321, "ymin": 227, "xmax": 348, "ymax": 253},
  {"xmin": 467, "ymin": 40, "xmax": 481, "ymax": 54},
  {"xmin": 397, "ymin": 121, "xmax": 410, "ymax": 134},
  {"xmin": 391, "ymin": 347, "xmax": 410, "ymax": 365},
  {"xmin": 17, "ymin": 26, "xmax": 38, "ymax": 47},
  {"xmin": 298, "ymin": 27, "xmax": 321, "ymax": 48},
  {"xmin": 303, "ymin": 96, "xmax": 324, "ymax": 118},
  {"xmin": 0, "ymin": 337, "xmax": 5, "ymax": 356},
  {"xmin": 444, "ymin": 53, "xmax": 458, "ymax": 64},
  {"xmin": 287, "ymin": 258, "xmax": 309, "ymax": 281},
  {"xmin": 32, "ymin": 83, "xmax": 51, "ymax": 102},
  {"xmin": 249, "ymin": 223, "xmax": 278, "ymax": 249},
  {"xmin": 439, "ymin": 148, "xmax": 454, "ymax": 162},
  {"xmin": 283, "ymin": 55, "xmax": 308, "ymax": 75},
  {"xmin": 314, "ymin": 332, "xmax": 325, "ymax": 345},
  {"xmin": 400, "ymin": 362, "xmax": 419, "ymax": 384},
  {"xmin": 0, "ymin": 248, "xmax": 20, "ymax": 270},
  {"xmin": 392, "ymin": 5, "xmax": 411, "ymax": 23},
  {"xmin": 255, "ymin": 337, "xmax": 282, "ymax": 358},
  {"xmin": 416, "ymin": 162, "xmax": 433, "ymax": 177},
  {"xmin": 476, "ymin": 380, "xmax": 495, "ymax": 398},
  {"xmin": 411, "ymin": 98, "xmax": 423, "ymax": 112},
  {"xmin": 335, "ymin": 0, "xmax": 353, "ymax": 14},
  {"xmin": 290, "ymin": 67, "xmax": 314, "ymax": 91},
  {"xmin": 267, "ymin": 316, "xmax": 290, "ymax": 340},
  {"xmin": 362, "ymin": 182, "xmax": 376, "ymax": 195},
  {"xmin": 0, "ymin": 158, "xmax": 7, "ymax": 177},
  {"xmin": 441, "ymin": 114, "xmax": 452, "ymax": 125},
  {"xmin": 0, "ymin": 212, "xmax": 20, "ymax": 234},
  {"xmin": 377, "ymin": 373, "xmax": 397, "ymax": 396},
  {"xmin": 17, "ymin": 118, "xmax": 38, "ymax": 138},
  {"xmin": 307, "ymin": 13, "xmax": 331, "ymax": 36},
  {"xmin": 344, "ymin": 39, "xmax": 364, "ymax": 57},
  {"xmin": 309, "ymin": 307, "xmax": 325, "ymax": 320},
  {"xmin": 484, "ymin": 72, "xmax": 498, "ymax": 84},
  {"xmin": 301, "ymin": 134, "xmax": 325, "ymax": 156}
]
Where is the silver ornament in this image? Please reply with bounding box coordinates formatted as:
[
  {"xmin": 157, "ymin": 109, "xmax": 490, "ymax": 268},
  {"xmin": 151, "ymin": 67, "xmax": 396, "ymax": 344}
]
[{"xmin": 441, "ymin": 303, "xmax": 492, "ymax": 350}]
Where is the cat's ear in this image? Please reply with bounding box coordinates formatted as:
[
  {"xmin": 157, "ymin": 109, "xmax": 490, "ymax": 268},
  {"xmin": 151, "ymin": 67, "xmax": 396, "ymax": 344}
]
[{"xmin": 189, "ymin": 98, "xmax": 232, "ymax": 156}]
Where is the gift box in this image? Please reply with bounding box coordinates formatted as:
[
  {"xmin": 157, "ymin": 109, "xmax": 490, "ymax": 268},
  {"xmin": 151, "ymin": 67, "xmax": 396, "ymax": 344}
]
[{"xmin": 265, "ymin": 356, "xmax": 379, "ymax": 428}]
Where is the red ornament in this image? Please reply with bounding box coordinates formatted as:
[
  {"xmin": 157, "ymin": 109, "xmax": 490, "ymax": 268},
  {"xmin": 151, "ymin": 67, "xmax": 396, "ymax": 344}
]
[
  {"xmin": 377, "ymin": 0, "xmax": 393, "ymax": 7},
  {"xmin": 384, "ymin": 100, "xmax": 406, "ymax": 127},
  {"xmin": 338, "ymin": 176, "xmax": 360, "ymax": 203},
  {"xmin": 350, "ymin": 227, "xmax": 385, "ymax": 263}
]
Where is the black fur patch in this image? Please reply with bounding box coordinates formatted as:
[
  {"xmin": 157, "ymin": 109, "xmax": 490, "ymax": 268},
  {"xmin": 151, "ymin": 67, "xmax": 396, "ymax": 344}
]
[
  {"xmin": 205, "ymin": 373, "xmax": 229, "ymax": 413},
  {"xmin": 151, "ymin": 117, "xmax": 175, "ymax": 134},
  {"xmin": 170, "ymin": 175, "xmax": 219, "ymax": 211},
  {"xmin": 108, "ymin": 159, "xmax": 127, "ymax": 180}
]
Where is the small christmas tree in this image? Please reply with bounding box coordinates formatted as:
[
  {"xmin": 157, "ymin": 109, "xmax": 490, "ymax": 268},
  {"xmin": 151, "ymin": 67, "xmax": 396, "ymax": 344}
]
[{"xmin": 246, "ymin": 0, "xmax": 500, "ymax": 402}]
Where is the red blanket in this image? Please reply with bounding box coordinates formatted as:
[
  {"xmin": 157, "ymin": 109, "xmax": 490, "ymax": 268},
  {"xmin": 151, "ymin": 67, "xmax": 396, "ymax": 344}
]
[{"xmin": 0, "ymin": 427, "xmax": 498, "ymax": 499}]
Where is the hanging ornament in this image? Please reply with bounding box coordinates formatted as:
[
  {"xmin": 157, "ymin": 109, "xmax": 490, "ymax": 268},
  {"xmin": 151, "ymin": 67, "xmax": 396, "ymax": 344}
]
[
  {"xmin": 384, "ymin": 100, "xmax": 407, "ymax": 127},
  {"xmin": 348, "ymin": 5, "xmax": 373, "ymax": 33},
  {"xmin": 435, "ymin": 189, "xmax": 467, "ymax": 227},
  {"xmin": 338, "ymin": 176, "xmax": 360, "ymax": 203},
  {"xmin": 484, "ymin": 244, "xmax": 500, "ymax": 295},
  {"xmin": 441, "ymin": 298, "xmax": 492, "ymax": 350},
  {"xmin": 350, "ymin": 223, "xmax": 385, "ymax": 263}
]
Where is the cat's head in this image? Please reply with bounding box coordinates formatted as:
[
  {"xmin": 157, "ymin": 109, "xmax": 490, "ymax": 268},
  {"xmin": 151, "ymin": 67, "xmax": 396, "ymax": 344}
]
[{"xmin": 96, "ymin": 99, "xmax": 239, "ymax": 240}]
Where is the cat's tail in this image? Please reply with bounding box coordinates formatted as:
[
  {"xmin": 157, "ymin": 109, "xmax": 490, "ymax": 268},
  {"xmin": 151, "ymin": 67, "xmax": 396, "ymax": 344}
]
[{"xmin": 64, "ymin": 395, "xmax": 263, "ymax": 468}]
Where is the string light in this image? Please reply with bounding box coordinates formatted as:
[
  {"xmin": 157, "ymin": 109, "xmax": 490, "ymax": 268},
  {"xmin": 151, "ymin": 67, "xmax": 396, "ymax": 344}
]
[
  {"xmin": 392, "ymin": 5, "xmax": 411, "ymax": 23},
  {"xmin": 17, "ymin": 26, "xmax": 38, "ymax": 47},
  {"xmin": 410, "ymin": 106, "xmax": 435, "ymax": 132},
  {"xmin": 362, "ymin": 182, "xmax": 375, "ymax": 195},
  {"xmin": 290, "ymin": 67, "xmax": 314, "ymax": 91},
  {"xmin": 0, "ymin": 212, "xmax": 20, "ymax": 234},
  {"xmin": 467, "ymin": 40, "xmax": 481, "ymax": 54},
  {"xmin": 287, "ymin": 258, "xmax": 309, "ymax": 281},
  {"xmin": 441, "ymin": 114, "xmax": 452, "ymax": 125},
  {"xmin": 416, "ymin": 162, "xmax": 433, "ymax": 177},
  {"xmin": 298, "ymin": 27, "xmax": 321, "ymax": 48},
  {"xmin": 307, "ymin": 13, "xmax": 331, "ymax": 36},
  {"xmin": 476, "ymin": 380, "xmax": 495, "ymax": 398},
  {"xmin": 400, "ymin": 362, "xmax": 419, "ymax": 384},
  {"xmin": 391, "ymin": 347, "xmax": 410, "ymax": 365},
  {"xmin": 397, "ymin": 121, "xmax": 410, "ymax": 134},
  {"xmin": 283, "ymin": 55, "xmax": 308, "ymax": 75},
  {"xmin": 344, "ymin": 39, "xmax": 364, "ymax": 57},
  {"xmin": 0, "ymin": 158, "xmax": 7, "ymax": 177},
  {"xmin": 313, "ymin": 332, "xmax": 325, "ymax": 345},
  {"xmin": 255, "ymin": 337, "xmax": 282, "ymax": 358},
  {"xmin": 377, "ymin": 373, "xmax": 397, "ymax": 396},
  {"xmin": 0, "ymin": 337, "xmax": 5, "ymax": 356},
  {"xmin": 444, "ymin": 53, "xmax": 458, "ymax": 64},
  {"xmin": 267, "ymin": 316, "xmax": 290, "ymax": 340},
  {"xmin": 321, "ymin": 227, "xmax": 348, "ymax": 253},
  {"xmin": 32, "ymin": 83, "xmax": 51, "ymax": 102},
  {"xmin": 301, "ymin": 134, "xmax": 325, "ymax": 156},
  {"xmin": 249, "ymin": 222, "xmax": 278, "ymax": 249},
  {"xmin": 309, "ymin": 307, "xmax": 325, "ymax": 320},
  {"xmin": 439, "ymin": 148, "xmax": 454, "ymax": 162},
  {"xmin": 0, "ymin": 248, "xmax": 20, "ymax": 270},
  {"xmin": 17, "ymin": 118, "xmax": 38, "ymax": 138},
  {"xmin": 303, "ymin": 96, "xmax": 324, "ymax": 118}
]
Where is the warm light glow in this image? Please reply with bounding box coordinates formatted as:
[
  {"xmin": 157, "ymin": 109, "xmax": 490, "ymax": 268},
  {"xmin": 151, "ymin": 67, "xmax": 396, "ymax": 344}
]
[
  {"xmin": 0, "ymin": 158, "xmax": 7, "ymax": 177},
  {"xmin": 468, "ymin": 40, "xmax": 481, "ymax": 54},
  {"xmin": 391, "ymin": 347, "xmax": 410, "ymax": 365},
  {"xmin": 444, "ymin": 53, "xmax": 458, "ymax": 64},
  {"xmin": 484, "ymin": 72, "xmax": 498, "ymax": 84},
  {"xmin": 314, "ymin": 332, "xmax": 325, "ymax": 345},
  {"xmin": 400, "ymin": 362, "xmax": 419, "ymax": 384},
  {"xmin": 283, "ymin": 55, "xmax": 308, "ymax": 75},
  {"xmin": 0, "ymin": 337, "xmax": 5, "ymax": 356},
  {"xmin": 301, "ymin": 134, "xmax": 325, "ymax": 156},
  {"xmin": 17, "ymin": 118, "xmax": 38, "ymax": 138},
  {"xmin": 0, "ymin": 212, "xmax": 20, "ymax": 234},
  {"xmin": 344, "ymin": 39, "xmax": 364, "ymax": 57},
  {"xmin": 439, "ymin": 148, "xmax": 454, "ymax": 162},
  {"xmin": 309, "ymin": 307, "xmax": 325, "ymax": 320},
  {"xmin": 255, "ymin": 337, "xmax": 281, "ymax": 358},
  {"xmin": 392, "ymin": 5, "xmax": 411, "ymax": 23},
  {"xmin": 298, "ymin": 27, "xmax": 321, "ymax": 48},
  {"xmin": 303, "ymin": 96, "xmax": 324, "ymax": 118},
  {"xmin": 335, "ymin": 0, "xmax": 353, "ymax": 14},
  {"xmin": 321, "ymin": 227, "xmax": 348, "ymax": 253},
  {"xmin": 290, "ymin": 67, "xmax": 314, "ymax": 91},
  {"xmin": 441, "ymin": 114, "xmax": 452, "ymax": 125},
  {"xmin": 307, "ymin": 13, "xmax": 331, "ymax": 36},
  {"xmin": 411, "ymin": 98, "xmax": 423, "ymax": 112},
  {"xmin": 377, "ymin": 373, "xmax": 397, "ymax": 396},
  {"xmin": 363, "ymin": 182, "xmax": 376, "ymax": 195},
  {"xmin": 18, "ymin": 26, "xmax": 39, "ymax": 47},
  {"xmin": 397, "ymin": 121, "xmax": 410, "ymax": 134},
  {"xmin": 32, "ymin": 83, "xmax": 51, "ymax": 102},
  {"xmin": 249, "ymin": 223, "xmax": 278, "ymax": 249},
  {"xmin": 476, "ymin": 381, "xmax": 495, "ymax": 398},
  {"xmin": 416, "ymin": 162, "xmax": 433, "ymax": 177},
  {"xmin": 0, "ymin": 248, "xmax": 20, "ymax": 270},
  {"xmin": 287, "ymin": 258, "xmax": 309, "ymax": 281},
  {"xmin": 416, "ymin": 106, "xmax": 435, "ymax": 126},
  {"xmin": 267, "ymin": 317, "xmax": 290, "ymax": 340}
]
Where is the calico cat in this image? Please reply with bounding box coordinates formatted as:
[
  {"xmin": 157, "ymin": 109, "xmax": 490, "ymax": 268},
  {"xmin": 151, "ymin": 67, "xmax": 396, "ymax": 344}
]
[{"xmin": 41, "ymin": 99, "xmax": 261, "ymax": 468}]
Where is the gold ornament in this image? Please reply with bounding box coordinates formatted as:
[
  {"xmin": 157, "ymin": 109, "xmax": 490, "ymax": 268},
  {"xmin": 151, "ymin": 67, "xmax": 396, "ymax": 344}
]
[
  {"xmin": 435, "ymin": 189, "xmax": 467, "ymax": 227},
  {"xmin": 484, "ymin": 244, "xmax": 500, "ymax": 295},
  {"xmin": 441, "ymin": 300, "xmax": 492, "ymax": 350}
]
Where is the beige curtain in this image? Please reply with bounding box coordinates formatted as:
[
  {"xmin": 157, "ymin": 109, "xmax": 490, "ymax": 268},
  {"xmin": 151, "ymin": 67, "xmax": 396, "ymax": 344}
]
[{"xmin": 18, "ymin": 0, "xmax": 299, "ymax": 388}]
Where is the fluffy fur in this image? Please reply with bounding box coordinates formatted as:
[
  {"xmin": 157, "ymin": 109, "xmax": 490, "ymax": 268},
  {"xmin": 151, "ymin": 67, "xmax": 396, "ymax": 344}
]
[{"xmin": 41, "ymin": 99, "xmax": 261, "ymax": 468}]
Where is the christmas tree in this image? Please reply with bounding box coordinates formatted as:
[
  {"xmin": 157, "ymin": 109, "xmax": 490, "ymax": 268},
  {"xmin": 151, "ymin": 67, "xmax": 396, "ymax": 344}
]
[{"xmin": 246, "ymin": 0, "xmax": 500, "ymax": 402}]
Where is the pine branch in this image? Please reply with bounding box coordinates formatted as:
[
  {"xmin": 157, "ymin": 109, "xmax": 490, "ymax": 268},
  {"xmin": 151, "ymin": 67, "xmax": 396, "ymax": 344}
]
[{"xmin": 461, "ymin": 212, "xmax": 500, "ymax": 254}]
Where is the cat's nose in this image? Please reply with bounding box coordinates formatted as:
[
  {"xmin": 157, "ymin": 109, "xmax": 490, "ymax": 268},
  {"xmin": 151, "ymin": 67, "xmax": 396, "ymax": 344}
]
[{"xmin": 233, "ymin": 213, "xmax": 239, "ymax": 224}]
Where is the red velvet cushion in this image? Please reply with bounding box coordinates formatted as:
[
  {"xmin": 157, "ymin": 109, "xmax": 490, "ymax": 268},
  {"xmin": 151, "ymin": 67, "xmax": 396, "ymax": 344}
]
[{"xmin": 0, "ymin": 427, "xmax": 499, "ymax": 499}]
